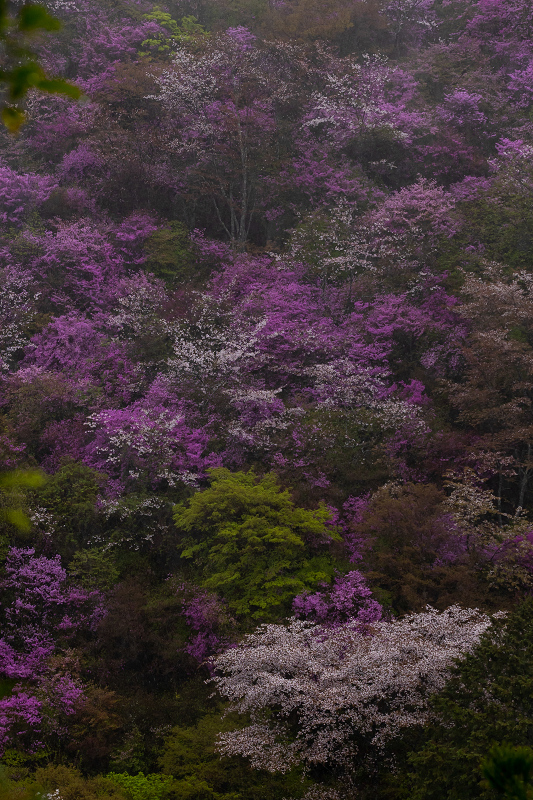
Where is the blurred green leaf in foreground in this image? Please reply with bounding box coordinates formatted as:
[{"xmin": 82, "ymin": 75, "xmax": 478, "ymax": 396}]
[
  {"xmin": 0, "ymin": 0, "xmax": 81, "ymax": 131},
  {"xmin": 482, "ymin": 745, "xmax": 533, "ymax": 800},
  {"xmin": 0, "ymin": 469, "xmax": 46, "ymax": 531}
]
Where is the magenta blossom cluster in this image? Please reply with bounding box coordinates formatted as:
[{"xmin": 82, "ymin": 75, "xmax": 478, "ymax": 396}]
[
  {"xmin": 0, "ymin": 548, "xmax": 102, "ymax": 754},
  {"xmin": 293, "ymin": 570, "xmax": 382, "ymax": 627}
]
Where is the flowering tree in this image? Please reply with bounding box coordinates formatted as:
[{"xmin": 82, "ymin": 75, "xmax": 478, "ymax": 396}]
[
  {"xmin": 213, "ymin": 606, "xmax": 495, "ymax": 774},
  {"xmin": 152, "ymin": 30, "xmax": 294, "ymax": 243},
  {"xmin": 84, "ymin": 380, "xmax": 220, "ymax": 495},
  {"xmin": 176, "ymin": 583, "xmax": 236, "ymax": 664},
  {"xmin": 0, "ymin": 547, "xmax": 102, "ymax": 754},
  {"xmin": 292, "ymin": 570, "xmax": 382, "ymax": 626},
  {"xmin": 0, "ymin": 265, "xmax": 35, "ymax": 373}
]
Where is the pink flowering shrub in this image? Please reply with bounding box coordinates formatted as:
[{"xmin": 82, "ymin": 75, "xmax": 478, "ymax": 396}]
[
  {"xmin": 0, "ymin": 164, "xmax": 57, "ymax": 226},
  {"xmin": 293, "ymin": 570, "xmax": 382, "ymax": 626},
  {"xmin": 0, "ymin": 548, "xmax": 102, "ymax": 754},
  {"xmin": 178, "ymin": 585, "xmax": 236, "ymax": 665},
  {"xmin": 84, "ymin": 380, "xmax": 220, "ymax": 494}
]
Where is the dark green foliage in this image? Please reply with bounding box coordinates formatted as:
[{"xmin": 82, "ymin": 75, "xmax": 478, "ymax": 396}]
[
  {"xmin": 200, "ymin": 0, "xmax": 270, "ymax": 32},
  {"xmin": 91, "ymin": 577, "xmax": 191, "ymax": 693},
  {"xmin": 295, "ymin": 407, "xmax": 392, "ymax": 497},
  {"xmin": 33, "ymin": 764, "xmax": 128, "ymax": 800},
  {"xmin": 68, "ymin": 547, "xmax": 120, "ymax": 592},
  {"xmin": 62, "ymin": 686, "xmax": 127, "ymax": 774},
  {"xmin": 173, "ymin": 468, "xmax": 339, "ymax": 620},
  {"xmin": 353, "ymin": 482, "xmax": 495, "ymax": 613},
  {"xmin": 448, "ymin": 197, "xmax": 533, "ymax": 271},
  {"xmin": 143, "ymin": 223, "xmax": 196, "ymax": 286},
  {"xmin": 4, "ymin": 372, "xmax": 78, "ymax": 460},
  {"xmin": 482, "ymin": 745, "xmax": 533, "ymax": 800},
  {"xmin": 101, "ymin": 492, "xmax": 177, "ymax": 566},
  {"xmin": 159, "ymin": 711, "xmax": 310, "ymax": 800},
  {"xmin": 33, "ymin": 462, "xmax": 104, "ymax": 555},
  {"xmin": 397, "ymin": 600, "xmax": 533, "ymax": 800}
]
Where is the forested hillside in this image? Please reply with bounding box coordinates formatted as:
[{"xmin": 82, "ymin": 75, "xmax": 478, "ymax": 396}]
[{"xmin": 2, "ymin": 0, "xmax": 533, "ymax": 797}]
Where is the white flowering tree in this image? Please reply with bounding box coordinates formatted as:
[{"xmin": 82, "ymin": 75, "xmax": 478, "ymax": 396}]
[
  {"xmin": 213, "ymin": 606, "xmax": 496, "ymax": 775},
  {"xmin": 151, "ymin": 30, "xmax": 294, "ymax": 244},
  {"xmin": 0, "ymin": 266, "xmax": 36, "ymax": 372}
]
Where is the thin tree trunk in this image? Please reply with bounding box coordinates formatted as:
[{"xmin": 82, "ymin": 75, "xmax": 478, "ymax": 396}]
[{"xmin": 518, "ymin": 443, "xmax": 532, "ymax": 510}]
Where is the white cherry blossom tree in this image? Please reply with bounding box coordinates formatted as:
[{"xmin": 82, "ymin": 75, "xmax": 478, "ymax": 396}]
[{"xmin": 213, "ymin": 605, "xmax": 497, "ymax": 774}]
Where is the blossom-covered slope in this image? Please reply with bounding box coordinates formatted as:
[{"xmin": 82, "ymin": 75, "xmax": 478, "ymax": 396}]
[{"xmin": 2, "ymin": 0, "xmax": 533, "ymax": 797}]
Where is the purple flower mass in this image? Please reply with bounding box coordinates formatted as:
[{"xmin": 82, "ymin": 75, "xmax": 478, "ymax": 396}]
[{"xmin": 0, "ymin": 548, "xmax": 100, "ymax": 751}]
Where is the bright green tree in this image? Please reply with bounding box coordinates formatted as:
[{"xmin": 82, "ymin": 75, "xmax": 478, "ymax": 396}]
[
  {"xmin": 173, "ymin": 469, "xmax": 339, "ymax": 620},
  {"xmin": 106, "ymin": 772, "xmax": 173, "ymax": 800},
  {"xmin": 0, "ymin": 469, "xmax": 45, "ymax": 531},
  {"xmin": 140, "ymin": 7, "xmax": 206, "ymax": 57}
]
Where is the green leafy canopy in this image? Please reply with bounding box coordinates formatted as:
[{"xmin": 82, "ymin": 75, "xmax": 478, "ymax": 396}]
[{"xmin": 173, "ymin": 469, "xmax": 340, "ymax": 620}]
